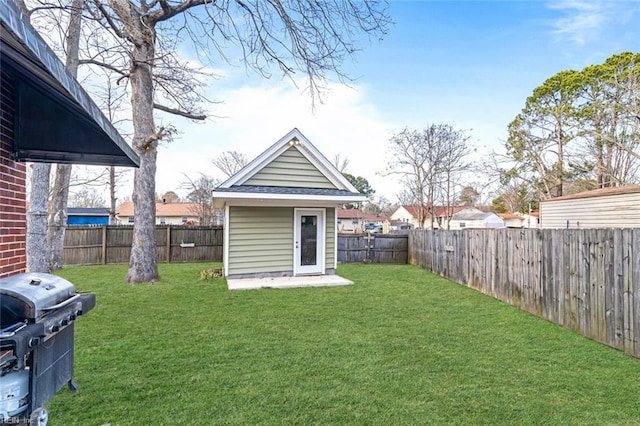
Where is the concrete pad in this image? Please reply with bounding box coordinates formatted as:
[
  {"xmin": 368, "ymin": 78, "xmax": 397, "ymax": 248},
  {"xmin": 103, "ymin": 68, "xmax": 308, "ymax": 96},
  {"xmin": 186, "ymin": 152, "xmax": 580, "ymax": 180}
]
[{"xmin": 226, "ymin": 274, "xmax": 353, "ymax": 290}]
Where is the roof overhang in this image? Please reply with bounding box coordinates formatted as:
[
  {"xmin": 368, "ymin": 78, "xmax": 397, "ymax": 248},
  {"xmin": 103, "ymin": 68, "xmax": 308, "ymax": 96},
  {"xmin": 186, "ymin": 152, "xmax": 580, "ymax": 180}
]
[
  {"xmin": 0, "ymin": 0, "xmax": 139, "ymax": 167},
  {"xmin": 212, "ymin": 186, "xmax": 366, "ymax": 208}
]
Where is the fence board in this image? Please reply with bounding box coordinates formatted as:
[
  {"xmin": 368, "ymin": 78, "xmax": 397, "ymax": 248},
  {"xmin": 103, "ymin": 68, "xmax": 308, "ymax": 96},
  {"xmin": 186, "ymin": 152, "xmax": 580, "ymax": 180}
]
[
  {"xmin": 409, "ymin": 228, "xmax": 640, "ymax": 358},
  {"xmin": 337, "ymin": 233, "xmax": 408, "ymax": 264},
  {"xmin": 64, "ymin": 225, "xmax": 223, "ymax": 265}
]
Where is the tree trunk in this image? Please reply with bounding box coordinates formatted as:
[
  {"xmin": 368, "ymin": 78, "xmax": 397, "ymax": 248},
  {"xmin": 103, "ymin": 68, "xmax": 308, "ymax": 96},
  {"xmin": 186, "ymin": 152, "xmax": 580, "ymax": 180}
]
[
  {"xmin": 21, "ymin": 1, "xmax": 50, "ymax": 273},
  {"xmin": 26, "ymin": 163, "xmax": 51, "ymax": 272},
  {"xmin": 109, "ymin": 166, "xmax": 117, "ymax": 224},
  {"xmin": 126, "ymin": 20, "xmax": 159, "ymax": 283},
  {"xmin": 47, "ymin": 0, "xmax": 83, "ymax": 270},
  {"xmin": 47, "ymin": 164, "xmax": 72, "ymax": 269}
]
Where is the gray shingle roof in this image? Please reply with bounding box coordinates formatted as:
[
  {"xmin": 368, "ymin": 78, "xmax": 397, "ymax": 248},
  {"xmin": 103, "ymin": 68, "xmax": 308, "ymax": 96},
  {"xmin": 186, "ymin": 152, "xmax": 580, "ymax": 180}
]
[
  {"xmin": 214, "ymin": 185, "xmax": 362, "ymax": 197},
  {"xmin": 453, "ymin": 211, "xmax": 494, "ymax": 220}
]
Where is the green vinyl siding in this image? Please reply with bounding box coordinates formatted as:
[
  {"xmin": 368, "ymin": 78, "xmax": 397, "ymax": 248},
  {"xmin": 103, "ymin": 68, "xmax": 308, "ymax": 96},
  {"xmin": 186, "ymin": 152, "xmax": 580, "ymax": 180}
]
[
  {"xmin": 228, "ymin": 206, "xmax": 294, "ymax": 276},
  {"xmin": 325, "ymin": 207, "xmax": 335, "ymax": 269},
  {"xmin": 245, "ymin": 146, "xmax": 337, "ymax": 189}
]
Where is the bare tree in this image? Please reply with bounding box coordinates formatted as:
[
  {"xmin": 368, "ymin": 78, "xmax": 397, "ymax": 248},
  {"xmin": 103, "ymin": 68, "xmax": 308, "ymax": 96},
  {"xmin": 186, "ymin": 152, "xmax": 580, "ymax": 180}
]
[
  {"xmin": 47, "ymin": 0, "xmax": 84, "ymax": 270},
  {"xmin": 332, "ymin": 153, "xmax": 350, "ymax": 174},
  {"xmin": 72, "ymin": 0, "xmax": 389, "ymax": 283},
  {"xmin": 68, "ymin": 187, "xmax": 107, "ymax": 208},
  {"xmin": 212, "ymin": 151, "xmax": 249, "ymax": 178},
  {"xmin": 182, "ymin": 173, "xmax": 219, "ymax": 225},
  {"xmin": 384, "ymin": 124, "xmax": 473, "ymax": 229},
  {"xmin": 438, "ymin": 126, "xmax": 473, "ymax": 229},
  {"xmin": 158, "ymin": 191, "xmax": 181, "ymax": 203},
  {"xmin": 18, "ymin": 0, "xmax": 51, "ymax": 273}
]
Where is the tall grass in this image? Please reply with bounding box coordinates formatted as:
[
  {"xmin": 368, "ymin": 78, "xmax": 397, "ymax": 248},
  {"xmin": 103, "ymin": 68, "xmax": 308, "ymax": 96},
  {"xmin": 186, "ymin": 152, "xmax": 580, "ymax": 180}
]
[{"xmin": 48, "ymin": 263, "xmax": 640, "ymax": 425}]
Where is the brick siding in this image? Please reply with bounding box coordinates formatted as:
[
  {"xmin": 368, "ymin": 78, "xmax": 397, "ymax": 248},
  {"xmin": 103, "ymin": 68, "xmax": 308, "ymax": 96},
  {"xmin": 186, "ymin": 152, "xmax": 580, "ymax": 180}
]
[{"xmin": 0, "ymin": 69, "xmax": 27, "ymax": 278}]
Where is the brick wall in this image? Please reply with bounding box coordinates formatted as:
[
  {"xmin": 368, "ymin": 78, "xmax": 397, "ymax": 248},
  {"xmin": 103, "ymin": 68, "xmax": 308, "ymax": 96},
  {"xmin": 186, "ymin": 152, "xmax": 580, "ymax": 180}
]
[{"xmin": 0, "ymin": 69, "xmax": 27, "ymax": 278}]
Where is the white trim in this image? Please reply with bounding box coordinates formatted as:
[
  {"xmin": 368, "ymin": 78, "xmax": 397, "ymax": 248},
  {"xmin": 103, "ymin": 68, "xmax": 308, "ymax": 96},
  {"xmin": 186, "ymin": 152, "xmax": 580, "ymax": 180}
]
[
  {"xmin": 212, "ymin": 191, "xmax": 366, "ymax": 203},
  {"xmin": 223, "ymin": 204, "xmax": 230, "ymax": 277},
  {"xmin": 293, "ymin": 208, "xmax": 326, "ymax": 275},
  {"xmin": 216, "ymin": 128, "xmax": 360, "ymax": 193},
  {"xmin": 333, "ymin": 210, "xmax": 338, "ymax": 270}
]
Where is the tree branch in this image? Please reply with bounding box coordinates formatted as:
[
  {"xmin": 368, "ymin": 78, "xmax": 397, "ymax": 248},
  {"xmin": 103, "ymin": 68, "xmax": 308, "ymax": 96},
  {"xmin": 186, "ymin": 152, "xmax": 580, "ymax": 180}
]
[
  {"xmin": 79, "ymin": 58, "xmax": 129, "ymax": 76},
  {"xmin": 153, "ymin": 103, "xmax": 206, "ymax": 120},
  {"xmin": 148, "ymin": 0, "xmax": 208, "ymax": 24}
]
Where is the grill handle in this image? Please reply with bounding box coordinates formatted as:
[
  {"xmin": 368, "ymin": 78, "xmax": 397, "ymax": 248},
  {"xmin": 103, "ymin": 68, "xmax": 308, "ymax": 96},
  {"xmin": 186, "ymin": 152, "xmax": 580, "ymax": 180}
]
[{"xmin": 40, "ymin": 294, "xmax": 82, "ymax": 312}]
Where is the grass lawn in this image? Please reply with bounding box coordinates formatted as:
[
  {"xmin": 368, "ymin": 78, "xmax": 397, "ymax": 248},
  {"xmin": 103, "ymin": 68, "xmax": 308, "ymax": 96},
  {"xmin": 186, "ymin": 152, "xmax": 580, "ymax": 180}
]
[{"xmin": 48, "ymin": 263, "xmax": 640, "ymax": 425}]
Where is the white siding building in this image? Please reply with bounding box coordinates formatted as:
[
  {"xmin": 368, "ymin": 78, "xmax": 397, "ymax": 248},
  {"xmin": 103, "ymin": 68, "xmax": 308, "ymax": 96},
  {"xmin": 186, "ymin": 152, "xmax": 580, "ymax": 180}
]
[
  {"xmin": 539, "ymin": 185, "xmax": 640, "ymax": 229},
  {"xmin": 449, "ymin": 207, "xmax": 505, "ymax": 230}
]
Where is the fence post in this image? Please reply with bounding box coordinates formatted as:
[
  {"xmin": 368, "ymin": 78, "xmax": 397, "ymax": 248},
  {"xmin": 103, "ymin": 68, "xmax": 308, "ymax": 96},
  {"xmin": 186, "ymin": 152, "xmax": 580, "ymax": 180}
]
[
  {"xmin": 101, "ymin": 225, "xmax": 107, "ymax": 265},
  {"xmin": 166, "ymin": 226, "xmax": 171, "ymax": 263}
]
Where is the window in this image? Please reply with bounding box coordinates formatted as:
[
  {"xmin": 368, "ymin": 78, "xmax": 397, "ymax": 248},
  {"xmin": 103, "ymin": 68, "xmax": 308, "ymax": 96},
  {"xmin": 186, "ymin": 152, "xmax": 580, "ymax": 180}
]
[
  {"xmin": 128, "ymin": 216, "xmax": 134, "ymax": 224},
  {"xmin": 352, "ymin": 218, "xmax": 358, "ymax": 224},
  {"xmin": 181, "ymin": 216, "xmax": 188, "ymax": 223},
  {"xmin": 159, "ymin": 217, "xmax": 166, "ymax": 225},
  {"xmin": 459, "ymin": 222, "xmax": 466, "ymax": 228}
]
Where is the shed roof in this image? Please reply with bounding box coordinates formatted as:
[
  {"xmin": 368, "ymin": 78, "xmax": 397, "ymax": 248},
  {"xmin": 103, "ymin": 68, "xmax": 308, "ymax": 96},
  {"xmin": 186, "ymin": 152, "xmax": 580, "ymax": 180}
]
[
  {"xmin": 541, "ymin": 185, "xmax": 640, "ymax": 202},
  {"xmin": 67, "ymin": 207, "xmax": 110, "ymax": 216},
  {"xmin": 213, "ymin": 128, "xmax": 366, "ymax": 206},
  {"xmin": 452, "ymin": 208, "xmax": 497, "ymax": 221}
]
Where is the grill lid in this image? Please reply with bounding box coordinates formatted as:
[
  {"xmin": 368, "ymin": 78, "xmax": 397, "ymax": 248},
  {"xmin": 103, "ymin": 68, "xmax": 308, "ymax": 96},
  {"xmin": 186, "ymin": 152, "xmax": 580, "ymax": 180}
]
[{"xmin": 0, "ymin": 273, "xmax": 77, "ymax": 325}]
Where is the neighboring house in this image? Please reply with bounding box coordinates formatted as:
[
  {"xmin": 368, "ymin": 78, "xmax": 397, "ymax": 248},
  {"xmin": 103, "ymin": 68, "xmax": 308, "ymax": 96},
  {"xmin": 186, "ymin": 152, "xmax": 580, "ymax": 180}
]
[
  {"xmin": 497, "ymin": 212, "xmax": 540, "ymax": 229},
  {"xmin": 67, "ymin": 208, "xmax": 110, "ymax": 225},
  {"xmin": 498, "ymin": 213, "xmax": 523, "ymax": 228},
  {"xmin": 337, "ymin": 208, "xmax": 364, "ymax": 233},
  {"xmin": 116, "ymin": 202, "xmax": 205, "ymax": 225},
  {"xmin": 212, "ymin": 128, "xmax": 365, "ymax": 279},
  {"xmin": 449, "ymin": 207, "xmax": 505, "ymax": 230},
  {"xmin": 389, "ymin": 205, "xmax": 465, "ymax": 229},
  {"xmin": 0, "ymin": 0, "xmax": 139, "ymax": 278},
  {"xmin": 539, "ymin": 185, "xmax": 640, "ymax": 229},
  {"xmin": 523, "ymin": 212, "xmax": 540, "ymax": 229}
]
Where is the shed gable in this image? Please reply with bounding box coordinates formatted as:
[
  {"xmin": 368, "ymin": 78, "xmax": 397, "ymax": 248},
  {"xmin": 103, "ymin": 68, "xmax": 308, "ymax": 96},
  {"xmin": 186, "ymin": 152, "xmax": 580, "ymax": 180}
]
[{"xmin": 244, "ymin": 146, "xmax": 336, "ymax": 189}]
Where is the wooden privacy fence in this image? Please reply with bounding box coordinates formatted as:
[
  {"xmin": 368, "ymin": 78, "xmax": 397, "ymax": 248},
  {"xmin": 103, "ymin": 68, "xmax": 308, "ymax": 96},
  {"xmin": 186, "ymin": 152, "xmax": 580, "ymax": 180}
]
[
  {"xmin": 409, "ymin": 228, "xmax": 640, "ymax": 358},
  {"xmin": 337, "ymin": 233, "xmax": 408, "ymax": 264},
  {"xmin": 63, "ymin": 225, "xmax": 223, "ymax": 265}
]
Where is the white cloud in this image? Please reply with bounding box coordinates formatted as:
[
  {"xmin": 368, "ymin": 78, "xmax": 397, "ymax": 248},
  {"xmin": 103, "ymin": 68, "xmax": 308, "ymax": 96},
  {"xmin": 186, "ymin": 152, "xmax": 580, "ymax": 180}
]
[
  {"xmin": 547, "ymin": 0, "xmax": 619, "ymax": 45},
  {"xmin": 150, "ymin": 79, "xmax": 402, "ymax": 202}
]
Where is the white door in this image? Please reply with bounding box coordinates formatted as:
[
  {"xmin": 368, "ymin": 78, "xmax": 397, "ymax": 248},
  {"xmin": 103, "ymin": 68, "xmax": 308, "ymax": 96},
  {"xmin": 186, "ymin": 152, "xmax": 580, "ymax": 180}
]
[{"xmin": 294, "ymin": 209, "xmax": 325, "ymax": 275}]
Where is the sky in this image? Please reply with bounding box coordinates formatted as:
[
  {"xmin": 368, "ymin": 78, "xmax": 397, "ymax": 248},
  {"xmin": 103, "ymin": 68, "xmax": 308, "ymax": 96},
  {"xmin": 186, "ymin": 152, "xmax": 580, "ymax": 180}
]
[{"xmin": 110, "ymin": 0, "xmax": 640, "ymax": 206}]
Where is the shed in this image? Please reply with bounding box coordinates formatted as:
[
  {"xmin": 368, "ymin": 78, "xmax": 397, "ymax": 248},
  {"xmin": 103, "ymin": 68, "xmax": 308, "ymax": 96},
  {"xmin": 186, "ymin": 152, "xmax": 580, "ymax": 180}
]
[
  {"xmin": 449, "ymin": 207, "xmax": 505, "ymax": 230},
  {"xmin": 212, "ymin": 128, "xmax": 366, "ymax": 279},
  {"xmin": 0, "ymin": 0, "xmax": 139, "ymax": 277},
  {"xmin": 539, "ymin": 185, "xmax": 640, "ymax": 229},
  {"xmin": 67, "ymin": 208, "xmax": 110, "ymax": 225}
]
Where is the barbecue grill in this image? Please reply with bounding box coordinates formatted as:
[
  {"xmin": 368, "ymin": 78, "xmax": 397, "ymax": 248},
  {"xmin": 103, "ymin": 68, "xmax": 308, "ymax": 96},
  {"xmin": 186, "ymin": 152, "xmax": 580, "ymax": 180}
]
[{"xmin": 0, "ymin": 272, "xmax": 95, "ymax": 426}]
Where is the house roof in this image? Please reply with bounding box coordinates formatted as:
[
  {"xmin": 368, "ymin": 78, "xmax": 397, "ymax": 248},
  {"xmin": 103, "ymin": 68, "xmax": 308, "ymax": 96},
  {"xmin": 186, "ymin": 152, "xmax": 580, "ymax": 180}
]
[
  {"xmin": 401, "ymin": 205, "xmax": 466, "ymax": 217},
  {"xmin": 337, "ymin": 208, "xmax": 363, "ymax": 219},
  {"xmin": 213, "ymin": 128, "xmax": 366, "ymax": 205},
  {"xmin": 116, "ymin": 202, "xmax": 201, "ymax": 217},
  {"xmin": 67, "ymin": 207, "xmax": 110, "ymax": 216},
  {"xmin": 0, "ymin": 0, "xmax": 139, "ymax": 167},
  {"xmin": 540, "ymin": 185, "xmax": 640, "ymax": 202},
  {"xmin": 452, "ymin": 208, "xmax": 498, "ymax": 221},
  {"xmin": 498, "ymin": 213, "xmax": 522, "ymax": 220}
]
